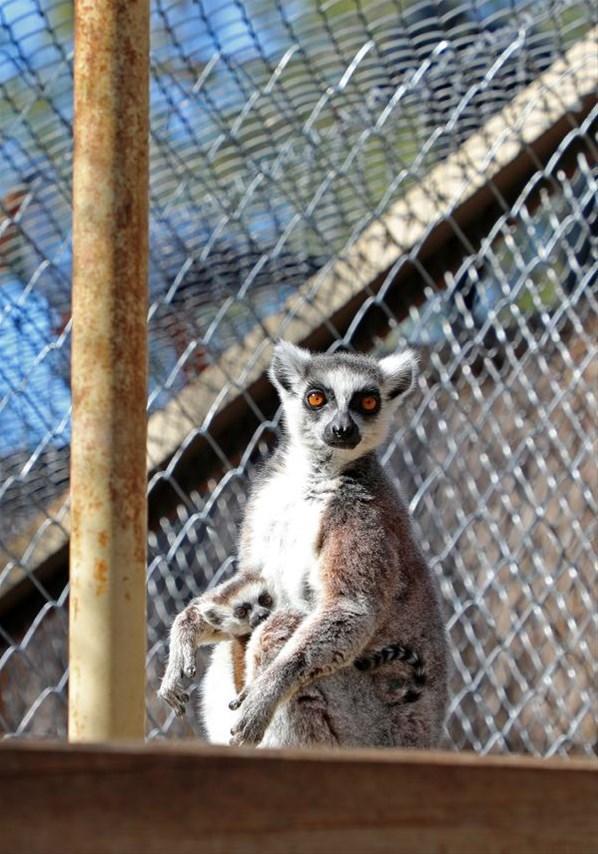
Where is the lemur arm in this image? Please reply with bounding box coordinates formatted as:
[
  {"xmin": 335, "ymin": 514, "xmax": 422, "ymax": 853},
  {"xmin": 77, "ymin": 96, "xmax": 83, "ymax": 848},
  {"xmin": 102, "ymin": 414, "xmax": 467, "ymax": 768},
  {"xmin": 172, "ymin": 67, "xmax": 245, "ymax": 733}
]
[
  {"xmin": 230, "ymin": 507, "xmax": 398, "ymax": 745},
  {"xmin": 157, "ymin": 572, "xmax": 255, "ymax": 716}
]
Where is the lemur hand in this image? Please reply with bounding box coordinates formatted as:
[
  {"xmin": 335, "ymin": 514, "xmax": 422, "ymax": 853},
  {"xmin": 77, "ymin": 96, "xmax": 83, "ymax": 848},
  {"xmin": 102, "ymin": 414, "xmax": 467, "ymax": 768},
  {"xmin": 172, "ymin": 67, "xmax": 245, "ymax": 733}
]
[
  {"xmin": 158, "ymin": 675, "xmax": 189, "ymax": 717},
  {"xmin": 229, "ymin": 677, "xmax": 278, "ymax": 746}
]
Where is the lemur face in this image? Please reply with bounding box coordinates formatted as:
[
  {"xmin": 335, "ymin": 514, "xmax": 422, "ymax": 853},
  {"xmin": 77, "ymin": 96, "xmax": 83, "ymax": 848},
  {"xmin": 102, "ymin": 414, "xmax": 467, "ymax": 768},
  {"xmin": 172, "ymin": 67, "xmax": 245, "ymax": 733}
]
[
  {"xmin": 202, "ymin": 582, "xmax": 275, "ymax": 637},
  {"xmin": 269, "ymin": 342, "xmax": 417, "ymax": 461}
]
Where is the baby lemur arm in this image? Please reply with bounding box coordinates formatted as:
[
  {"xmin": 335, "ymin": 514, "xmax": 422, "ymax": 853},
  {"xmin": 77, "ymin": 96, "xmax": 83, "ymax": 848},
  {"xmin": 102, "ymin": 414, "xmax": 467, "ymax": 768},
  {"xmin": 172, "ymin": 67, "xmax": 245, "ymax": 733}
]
[{"xmin": 231, "ymin": 503, "xmax": 399, "ymax": 745}]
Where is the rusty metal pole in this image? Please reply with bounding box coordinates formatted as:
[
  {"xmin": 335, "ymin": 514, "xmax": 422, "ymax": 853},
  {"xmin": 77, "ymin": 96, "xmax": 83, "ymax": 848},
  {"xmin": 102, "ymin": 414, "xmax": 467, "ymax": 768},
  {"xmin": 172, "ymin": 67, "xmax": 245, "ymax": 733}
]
[{"xmin": 69, "ymin": 0, "xmax": 149, "ymax": 741}]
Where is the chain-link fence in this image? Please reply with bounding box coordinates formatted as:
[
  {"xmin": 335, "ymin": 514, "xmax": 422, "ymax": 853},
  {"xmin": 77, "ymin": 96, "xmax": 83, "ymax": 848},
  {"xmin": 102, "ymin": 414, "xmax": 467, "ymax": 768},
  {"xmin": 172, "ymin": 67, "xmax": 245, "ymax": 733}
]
[{"xmin": 0, "ymin": 0, "xmax": 596, "ymax": 755}]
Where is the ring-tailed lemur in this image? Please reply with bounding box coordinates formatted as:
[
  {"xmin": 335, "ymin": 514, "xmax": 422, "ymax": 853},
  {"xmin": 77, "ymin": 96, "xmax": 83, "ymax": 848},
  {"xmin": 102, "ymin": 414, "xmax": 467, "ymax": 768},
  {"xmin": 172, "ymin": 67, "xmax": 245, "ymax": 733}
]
[
  {"xmin": 159, "ymin": 577, "xmax": 427, "ymax": 716},
  {"xmin": 165, "ymin": 342, "xmax": 448, "ymax": 747}
]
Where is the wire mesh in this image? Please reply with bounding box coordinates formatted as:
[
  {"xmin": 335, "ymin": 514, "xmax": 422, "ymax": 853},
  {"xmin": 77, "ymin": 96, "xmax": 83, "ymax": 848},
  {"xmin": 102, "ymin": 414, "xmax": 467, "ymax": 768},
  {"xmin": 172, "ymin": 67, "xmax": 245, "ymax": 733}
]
[{"xmin": 0, "ymin": 0, "xmax": 596, "ymax": 755}]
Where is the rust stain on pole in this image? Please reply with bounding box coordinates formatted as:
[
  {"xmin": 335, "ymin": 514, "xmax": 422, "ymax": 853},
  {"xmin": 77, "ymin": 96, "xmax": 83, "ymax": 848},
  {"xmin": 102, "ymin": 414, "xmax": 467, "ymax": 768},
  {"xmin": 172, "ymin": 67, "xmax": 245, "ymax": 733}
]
[{"xmin": 69, "ymin": 0, "xmax": 149, "ymax": 741}]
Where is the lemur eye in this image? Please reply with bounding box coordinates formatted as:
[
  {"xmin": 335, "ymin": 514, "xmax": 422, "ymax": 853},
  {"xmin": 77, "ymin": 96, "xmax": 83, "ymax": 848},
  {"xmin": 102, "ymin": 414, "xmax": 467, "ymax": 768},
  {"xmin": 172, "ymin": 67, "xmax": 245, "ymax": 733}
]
[
  {"xmin": 360, "ymin": 395, "xmax": 380, "ymax": 413},
  {"xmin": 258, "ymin": 593, "xmax": 273, "ymax": 608},
  {"xmin": 233, "ymin": 605, "xmax": 249, "ymax": 620},
  {"xmin": 306, "ymin": 389, "xmax": 327, "ymax": 409}
]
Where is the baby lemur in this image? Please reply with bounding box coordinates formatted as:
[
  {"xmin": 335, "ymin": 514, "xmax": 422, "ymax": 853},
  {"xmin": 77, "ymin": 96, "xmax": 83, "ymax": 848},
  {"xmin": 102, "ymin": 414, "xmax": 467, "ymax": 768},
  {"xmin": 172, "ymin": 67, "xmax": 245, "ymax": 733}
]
[
  {"xmin": 159, "ymin": 573, "xmax": 427, "ymax": 716},
  {"xmin": 162, "ymin": 342, "xmax": 448, "ymax": 748},
  {"xmin": 158, "ymin": 571, "xmax": 272, "ymax": 716}
]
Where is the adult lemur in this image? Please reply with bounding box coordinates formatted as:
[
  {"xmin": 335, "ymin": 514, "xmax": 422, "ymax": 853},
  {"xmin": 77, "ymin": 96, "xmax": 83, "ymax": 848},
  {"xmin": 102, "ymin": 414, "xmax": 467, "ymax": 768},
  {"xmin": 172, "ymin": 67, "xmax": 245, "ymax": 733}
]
[{"xmin": 162, "ymin": 342, "xmax": 448, "ymax": 747}]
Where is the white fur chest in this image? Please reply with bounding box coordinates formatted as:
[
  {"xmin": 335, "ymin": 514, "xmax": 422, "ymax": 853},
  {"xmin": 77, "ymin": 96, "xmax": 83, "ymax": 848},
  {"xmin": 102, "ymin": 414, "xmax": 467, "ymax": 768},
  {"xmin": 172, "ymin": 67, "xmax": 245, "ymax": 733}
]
[{"xmin": 245, "ymin": 461, "xmax": 336, "ymax": 609}]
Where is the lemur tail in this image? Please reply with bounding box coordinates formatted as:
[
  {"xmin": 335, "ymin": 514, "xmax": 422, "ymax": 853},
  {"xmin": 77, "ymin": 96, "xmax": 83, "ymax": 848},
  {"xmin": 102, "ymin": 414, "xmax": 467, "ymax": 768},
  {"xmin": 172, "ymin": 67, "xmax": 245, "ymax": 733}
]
[{"xmin": 353, "ymin": 643, "xmax": 426, "ymax": 702}]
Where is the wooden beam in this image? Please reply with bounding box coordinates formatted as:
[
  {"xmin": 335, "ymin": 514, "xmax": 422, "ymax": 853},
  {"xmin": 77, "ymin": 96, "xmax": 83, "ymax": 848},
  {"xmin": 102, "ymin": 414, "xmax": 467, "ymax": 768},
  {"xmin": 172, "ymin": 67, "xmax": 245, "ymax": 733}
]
[
  {"xmin": 1, "ymin": 742, "xmax": 596, "ymax": 854},
  {"xmin": 1, "ymin": 29, "xmax": 597, "ymax": 612}
]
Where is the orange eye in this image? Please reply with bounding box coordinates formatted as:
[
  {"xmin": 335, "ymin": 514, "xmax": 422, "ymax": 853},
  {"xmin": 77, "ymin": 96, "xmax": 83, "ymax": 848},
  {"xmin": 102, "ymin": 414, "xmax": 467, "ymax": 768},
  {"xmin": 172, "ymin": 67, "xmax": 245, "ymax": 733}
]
[
  {"xmin": 306, "ymin": 390, "xmax": 327, "ymax": 409},
  {"xmin": 360, "ymin": 395, "xmax": 379, "ymax": 413}
]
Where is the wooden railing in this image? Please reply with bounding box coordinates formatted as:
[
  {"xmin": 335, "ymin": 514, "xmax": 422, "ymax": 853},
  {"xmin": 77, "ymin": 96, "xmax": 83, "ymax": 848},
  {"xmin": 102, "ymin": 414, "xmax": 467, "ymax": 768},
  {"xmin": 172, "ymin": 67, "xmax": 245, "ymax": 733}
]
[{"xmin": 1, "ymin": 742, "xmax": 597, "ymax": 853}]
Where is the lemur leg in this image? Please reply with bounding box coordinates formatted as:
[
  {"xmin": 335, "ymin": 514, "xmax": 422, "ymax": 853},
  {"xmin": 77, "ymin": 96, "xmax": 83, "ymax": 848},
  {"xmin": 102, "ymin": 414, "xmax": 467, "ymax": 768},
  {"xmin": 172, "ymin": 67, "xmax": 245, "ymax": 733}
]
[{"xmin": 230, "ymin": 601, "xmax": 374, "ymax": 745}]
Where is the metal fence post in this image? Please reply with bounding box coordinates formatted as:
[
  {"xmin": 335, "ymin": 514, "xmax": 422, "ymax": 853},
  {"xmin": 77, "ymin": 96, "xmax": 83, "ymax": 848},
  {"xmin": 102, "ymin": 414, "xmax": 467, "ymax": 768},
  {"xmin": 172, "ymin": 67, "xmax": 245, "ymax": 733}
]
[{"xmin": 69, "ymin": 0, "xmax": 150, "ymax": 741}]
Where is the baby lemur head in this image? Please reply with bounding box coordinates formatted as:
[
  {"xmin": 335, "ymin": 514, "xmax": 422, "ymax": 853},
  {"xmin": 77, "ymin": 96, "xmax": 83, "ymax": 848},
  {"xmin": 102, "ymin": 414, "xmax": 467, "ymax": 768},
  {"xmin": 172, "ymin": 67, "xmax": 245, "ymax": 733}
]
[
  {"xmin": 201, "ymin": 575, "xmax": 275, "ymax": 637},
  {"xmin": 269, "ymin": 341, "xmax": 417, "ymax": 463}
]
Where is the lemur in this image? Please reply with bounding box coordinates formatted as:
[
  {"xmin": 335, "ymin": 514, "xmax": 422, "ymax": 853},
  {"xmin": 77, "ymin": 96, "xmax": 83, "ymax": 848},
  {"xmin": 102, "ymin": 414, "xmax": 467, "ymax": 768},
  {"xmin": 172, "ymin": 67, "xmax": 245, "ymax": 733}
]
[
  {"xmin": 159, "ymin": 575, "xmax": 427, "ymax": 716},
  {"xmin": 164, "ymin": 342, "xmax": 448, "ymax": 748}
]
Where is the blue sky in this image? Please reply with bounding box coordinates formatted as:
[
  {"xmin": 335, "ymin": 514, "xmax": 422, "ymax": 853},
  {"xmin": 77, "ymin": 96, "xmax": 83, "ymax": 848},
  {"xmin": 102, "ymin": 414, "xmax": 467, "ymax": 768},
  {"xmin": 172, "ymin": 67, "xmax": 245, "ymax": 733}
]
[{"xmin": 0, "ymin": 274, "xmax": 70, "ymax": 454}]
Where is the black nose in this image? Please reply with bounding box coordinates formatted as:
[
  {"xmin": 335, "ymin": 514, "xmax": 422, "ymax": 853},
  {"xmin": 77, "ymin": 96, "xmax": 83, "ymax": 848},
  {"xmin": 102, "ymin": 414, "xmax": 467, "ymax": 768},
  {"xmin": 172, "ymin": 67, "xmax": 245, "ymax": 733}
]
[
  {"xmin": 324, "ymin": 414, "xmax": 360, "ymax": 448},
  {"xmin": 250, "ymin": 609, "xmax": 269, "ymax": 629},
  {"xmin": 333, "ymin": 421, "xmax": 356, "ymax": 439}
]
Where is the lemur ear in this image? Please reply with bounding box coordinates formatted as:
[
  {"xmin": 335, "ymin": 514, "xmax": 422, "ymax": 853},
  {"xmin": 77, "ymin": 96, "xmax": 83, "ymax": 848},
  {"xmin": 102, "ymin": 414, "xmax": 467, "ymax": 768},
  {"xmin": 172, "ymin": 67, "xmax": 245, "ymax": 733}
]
[
  {"xmin": 269, "ymin": 340, "xmax": 311, "ymax": 393},
  {"xmin": 378, "ymin": 349, "xmax": 418, "ymax": 400}
]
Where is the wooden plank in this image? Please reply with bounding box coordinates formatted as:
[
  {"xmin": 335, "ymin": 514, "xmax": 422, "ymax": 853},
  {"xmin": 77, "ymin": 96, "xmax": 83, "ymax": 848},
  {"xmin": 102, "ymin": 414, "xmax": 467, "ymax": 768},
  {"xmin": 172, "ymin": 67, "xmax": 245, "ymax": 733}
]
[
  {"xmin": 1, "ymin": 742, "xmax": 597, "ymax": 854},
  {"xmin": 1, "ymin": 29, "xmax": 597, "ymax": 609}
]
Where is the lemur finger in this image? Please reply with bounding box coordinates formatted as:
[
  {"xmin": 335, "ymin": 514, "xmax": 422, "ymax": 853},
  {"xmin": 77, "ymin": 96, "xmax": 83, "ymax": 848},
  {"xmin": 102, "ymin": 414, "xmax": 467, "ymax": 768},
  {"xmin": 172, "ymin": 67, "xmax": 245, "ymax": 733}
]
[
  {"xmin": 229, "ymin": 725, "xmax": 251, "ymax": 746},
  {"xmin": 158, "ymin": 683, "xmax": 189, "ymax": 716},
  {"xmin": 174, "ymin": 693, "xmax": 189, "ymax": 717},
  {"xmin": 157, "ymin": 684, "xmax": 174, "ymax": 705},
  {"xmin": 229, "ymin": 718, "xmax": 243, "ymax": 736}
]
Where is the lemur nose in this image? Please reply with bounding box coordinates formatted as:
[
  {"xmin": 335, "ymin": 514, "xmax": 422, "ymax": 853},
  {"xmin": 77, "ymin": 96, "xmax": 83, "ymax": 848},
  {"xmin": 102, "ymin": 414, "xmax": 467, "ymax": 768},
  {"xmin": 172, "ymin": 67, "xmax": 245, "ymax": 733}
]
[
  {"xmin": 250, "ymin": 609, "xmax": 269, "ymax": 629},
  {"xmin": 325, "ymin": 413, "xmax": 360, "ymax": 448},
  {"xmin": 333, "ymin": 420, "xmax": 356, "ymax": 438}
]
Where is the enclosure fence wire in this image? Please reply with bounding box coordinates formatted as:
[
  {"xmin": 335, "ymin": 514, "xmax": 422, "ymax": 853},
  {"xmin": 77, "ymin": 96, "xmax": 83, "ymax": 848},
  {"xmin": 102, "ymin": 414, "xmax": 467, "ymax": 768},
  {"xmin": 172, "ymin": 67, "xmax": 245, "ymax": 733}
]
[{"xmin": 0, "ymin": 0, "xmax": 596, "ymax": 755}]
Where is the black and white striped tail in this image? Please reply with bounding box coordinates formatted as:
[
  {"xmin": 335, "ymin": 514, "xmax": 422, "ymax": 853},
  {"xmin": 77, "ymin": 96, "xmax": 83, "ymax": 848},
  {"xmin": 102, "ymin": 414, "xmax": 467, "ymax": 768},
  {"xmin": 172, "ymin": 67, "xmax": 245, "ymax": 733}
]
[{"xmin": 353, "ymin": 643, "xmax": 426, "ymax": 702}]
